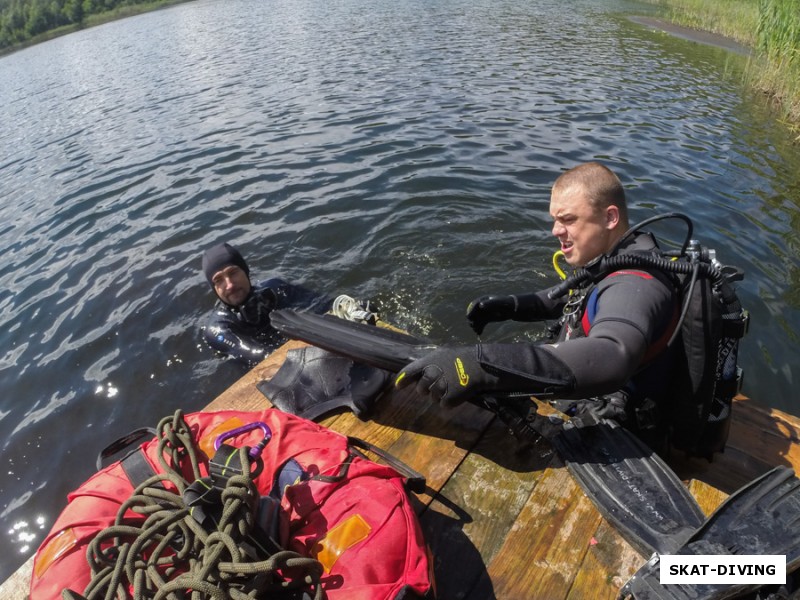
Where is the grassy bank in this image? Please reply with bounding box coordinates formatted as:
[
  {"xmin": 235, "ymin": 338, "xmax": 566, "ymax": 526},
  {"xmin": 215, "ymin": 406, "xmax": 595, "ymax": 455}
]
[
  {"xmin": 640, "ymin": 0, "xmax": 800, "ymax": 138},
  {"xmin": 0, "ymin": 0, "xmax": 191, "ymax": 58}
]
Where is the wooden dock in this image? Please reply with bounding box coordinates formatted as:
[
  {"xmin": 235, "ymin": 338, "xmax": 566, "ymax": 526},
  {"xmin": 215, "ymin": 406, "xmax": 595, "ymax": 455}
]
[{"xmin": 4, "ymin": 337, "xmax": 800, "ymax": 599}]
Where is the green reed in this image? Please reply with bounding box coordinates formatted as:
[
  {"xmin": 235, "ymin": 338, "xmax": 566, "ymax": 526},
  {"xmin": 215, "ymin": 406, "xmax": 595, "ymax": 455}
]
[
  {"xmin": 754, "ymin": 0, "xmax": 799, "ymax": 132},
  {"xmin": 643, "ymin": 0, "xmax": 758, "ymax": 45}
]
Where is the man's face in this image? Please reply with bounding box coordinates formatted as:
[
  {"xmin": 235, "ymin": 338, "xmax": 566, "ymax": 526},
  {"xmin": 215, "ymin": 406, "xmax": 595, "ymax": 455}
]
[
  {"xmin": 550, "ymin": 185, "xmax": 618, "ymax": 267},
  {"xmin": 211, "ymin": 265, "xmax": 251, "ymax": 306}
]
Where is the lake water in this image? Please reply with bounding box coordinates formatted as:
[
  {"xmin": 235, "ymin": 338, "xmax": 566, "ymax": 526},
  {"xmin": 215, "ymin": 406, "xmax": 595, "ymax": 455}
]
[{"xmin": 1, "ymin": 0, "xmax": 799, "ymax": 581}]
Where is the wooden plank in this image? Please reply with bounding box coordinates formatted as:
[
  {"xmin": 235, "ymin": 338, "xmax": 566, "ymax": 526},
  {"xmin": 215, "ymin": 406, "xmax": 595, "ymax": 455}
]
[
  {"xmin": 727, "ymin": 396, "xmax": 800, "ymax": 467},
  {"xmin": 314, "ymin": 388, "xmax": 496, "ymax": 508},
  {"xmin": 8, "ymin": 327, "xmax": 800, "ymax": 600},
  {"xmin": 669, "ymin": 396, "xmax": 800, "ymax": 493},
  {"xmin": 484, "ymin": 459, "xmax": 612, "ymax": 599},
  {"xmin": 373, "ymin": 399, "xmax": 494, "ymax": 504},
  {"xmin": 687, "ymin": 479, "xmax": 728, "ymax": 516},
  {"xmin": 0, "ymin": 560, "xmax": 31, "ymax": 600},
  {"xmin": 420, "ymin": 419, "xmax": 557, "ymax": 599},
  {"xmin": 564, "ymin": 480, "xmax": 728, "ymax": 600},
  {"xmin": 567, "ymin": 517, "xmax": 644, "ymax": 600}
]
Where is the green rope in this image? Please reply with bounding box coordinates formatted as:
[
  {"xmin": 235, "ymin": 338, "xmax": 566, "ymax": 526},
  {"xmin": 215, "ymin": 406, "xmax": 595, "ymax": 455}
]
[{"xmin": 62, "ymin": 410, "xmax": 324, "ymax": 600}]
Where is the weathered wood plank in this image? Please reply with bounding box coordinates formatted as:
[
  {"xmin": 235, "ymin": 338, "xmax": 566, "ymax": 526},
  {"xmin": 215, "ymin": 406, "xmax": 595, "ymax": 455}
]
[
  {"xmin": 0, "ymin": 560, "xmax": 31, "ymax": 600},
  {"xmin": 8, "ymin": 329, "xmax": 800, "ymax": 600},
  {"xmin": 670, "ymin": 396, "xmax": 795, "ymax": 493},
  {"xmin": 567, "ymin": 518, "xmax": 644, "ymax": 600},
  {"xmin": 422, "ymin": 499, "xmax": 496, "ymax": 599},
  {"xmin": 420, "ymin": 419, "xmax": 556, "ymax": 599},
  {"xmin": 687, "ymin": 479, "xmax": 729, "ymax": 516},
  {"xmin": 727, "ymin": 396, "xmax": 800, "ymax": 467},
  {"xmin": 485, "ymin": 460, "xmax": 608, "ymax": 599}
]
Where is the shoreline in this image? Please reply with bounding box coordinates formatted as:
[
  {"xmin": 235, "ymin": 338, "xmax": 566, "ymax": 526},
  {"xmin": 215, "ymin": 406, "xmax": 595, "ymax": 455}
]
[
  {"xmin": 0, "ymin": 7, "xmax": 756, "ymax": 62},
  {"xmin": 0, "ymin": 0, "xmax": 191, "ymax": 58},
  {"xmin": 630, "ymin": 10, "xmax": 798, "ymax": 137},
  {"xmin": 628, "ymin": 16, "xmax": 752, "ymax": 56}
]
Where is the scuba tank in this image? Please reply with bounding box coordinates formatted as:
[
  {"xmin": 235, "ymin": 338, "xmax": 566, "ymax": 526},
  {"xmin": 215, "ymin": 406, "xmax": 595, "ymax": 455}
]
[
  {"xmin": 548, "ymin": 213, "xmax": 749, "ymax": 460},
  {"xmin": 678, "ymin": 239, "xmax": 748, "ymax": 458}
]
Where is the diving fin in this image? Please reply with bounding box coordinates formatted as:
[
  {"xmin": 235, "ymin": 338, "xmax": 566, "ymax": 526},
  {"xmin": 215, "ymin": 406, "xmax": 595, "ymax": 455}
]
[
  {"xmin": 272, "ymin": 310, "xmax": 706, "ymax": 560},
  {"xmin": 550, "ymin": 416, "xmax": 705, "ymax": 557},
  {"xmin": 270, "ymin": 309, "xmax": 437, "ymax": 372},
  {"xmin": 620, "ymin": 465, "xmax": 800, "ymax": 600},
  {"xmin": 257, "ymin": 346, "xmax": 391, "ymax": 421},
  {"xmin": 271, "ymin": 309, "xmax": 800, "ymax": 599}
]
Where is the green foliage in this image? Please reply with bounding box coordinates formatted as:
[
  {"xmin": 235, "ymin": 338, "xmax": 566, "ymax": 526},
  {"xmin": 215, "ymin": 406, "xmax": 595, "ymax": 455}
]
[
  {"xmin": 1, "ymin": 0, "xmax": 69, "ymax": 48},
  {"xmin": 638, "ymin": 0, "xmax": 759, "ymax": 45},
  {"xmin": 753, "ymin": 0, "xmax": 800, "ymax": 132},
  {"xmin": 0, "ymin": 0, "xmax": 169, "ymax": 50},
  {"xmin": 757, "ymin": 0, "xmax": 799, "ymax": 62}
]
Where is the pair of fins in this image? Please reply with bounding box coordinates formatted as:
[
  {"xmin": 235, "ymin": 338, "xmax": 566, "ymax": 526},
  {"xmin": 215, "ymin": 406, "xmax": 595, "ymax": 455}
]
[{"xmin": 269, "ymin": 309, "xmax": 800, "ymax": 599}]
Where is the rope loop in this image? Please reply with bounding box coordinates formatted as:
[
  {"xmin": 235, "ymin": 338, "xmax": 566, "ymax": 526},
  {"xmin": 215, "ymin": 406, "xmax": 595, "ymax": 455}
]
[{"xmin": 63, "ymin": 410, "xmax": 324, "ymax": 600}]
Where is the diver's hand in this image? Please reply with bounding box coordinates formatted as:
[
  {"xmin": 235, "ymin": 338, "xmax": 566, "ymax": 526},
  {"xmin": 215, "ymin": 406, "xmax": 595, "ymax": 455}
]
[
  {"xmin": 466, "ymin": 295, "xmax": 517, "ymax": 335},
  {"xmin": 395, "ymin": 346, "xmax": 496, "ymax": 408},
  {"xmin": 574, "ymin": 393, "xmax": 628, "ymax": 424}
]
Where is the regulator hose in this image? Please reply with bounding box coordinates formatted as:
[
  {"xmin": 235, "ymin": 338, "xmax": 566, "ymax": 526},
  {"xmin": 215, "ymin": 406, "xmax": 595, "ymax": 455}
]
[
  {"xmin": 547, "ymin": 251, "xmax": 724, "ymax": 300},
  {"xmin": 545, "ymin": 212, "xmax": 746, "ymax": 350}
]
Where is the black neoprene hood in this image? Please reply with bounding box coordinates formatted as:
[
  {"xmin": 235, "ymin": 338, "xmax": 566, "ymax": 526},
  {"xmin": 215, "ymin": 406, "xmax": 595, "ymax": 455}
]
[{"xmin": 202, "ymin": 243, "xmax": 250, "ymax": 287}]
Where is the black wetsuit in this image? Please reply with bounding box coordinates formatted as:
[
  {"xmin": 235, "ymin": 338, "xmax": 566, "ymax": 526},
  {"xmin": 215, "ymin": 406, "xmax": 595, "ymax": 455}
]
[
  {"xmin": 499, "ymin": 232, "xmax": 678, "ymax": 433},
  {"xmin": 203, "ymin": 278, "xmax": 330, "ymax": 367}
]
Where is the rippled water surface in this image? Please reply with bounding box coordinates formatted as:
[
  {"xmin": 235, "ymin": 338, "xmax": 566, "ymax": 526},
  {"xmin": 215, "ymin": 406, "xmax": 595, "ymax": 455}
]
[{"xmin": 1, "ymin": 0, "xmax": 799, "ymax": 580}]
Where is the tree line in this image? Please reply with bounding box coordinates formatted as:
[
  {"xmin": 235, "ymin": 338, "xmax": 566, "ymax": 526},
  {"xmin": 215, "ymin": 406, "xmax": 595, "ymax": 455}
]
[{"xmin": 0, "ymin": 0, "xmax": 160, "ymax": 51}]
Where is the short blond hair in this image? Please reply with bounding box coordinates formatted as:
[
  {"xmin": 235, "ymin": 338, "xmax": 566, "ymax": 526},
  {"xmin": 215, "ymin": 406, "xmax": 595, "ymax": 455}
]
[{"xmin": 552, "ymin": 162, "xmax": 628, "ymax": 224}]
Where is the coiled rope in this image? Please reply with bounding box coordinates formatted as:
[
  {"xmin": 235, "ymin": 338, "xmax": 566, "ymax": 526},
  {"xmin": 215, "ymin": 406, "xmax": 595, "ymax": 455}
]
[{"xmin": 62, "ymin": 410, "xmax": 324, "ymax": 600}]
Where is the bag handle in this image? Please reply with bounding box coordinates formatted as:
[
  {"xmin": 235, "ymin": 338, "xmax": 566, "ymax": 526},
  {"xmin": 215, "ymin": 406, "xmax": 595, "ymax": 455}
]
[
  {"xmin": 96, "ymin": 427, "xmax": 157, "ymax": 471},
  {"xmin": 347, "ymin": 436, "xmax": 427, "ymax": 494}
]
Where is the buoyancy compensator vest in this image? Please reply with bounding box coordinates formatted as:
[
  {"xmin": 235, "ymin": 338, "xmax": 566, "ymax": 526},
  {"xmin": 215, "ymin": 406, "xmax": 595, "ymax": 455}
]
[{"xmin": 548, "ymin": 213, "xmax": 749, "ymax": 460}]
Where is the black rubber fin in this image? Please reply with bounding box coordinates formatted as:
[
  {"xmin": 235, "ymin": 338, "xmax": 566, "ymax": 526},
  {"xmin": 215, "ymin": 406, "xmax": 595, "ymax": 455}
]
[
  {"xmin": 620, "ymin": 465, "xmax": 800, "ymax": 599},
  {"xmin": 257, "ymin": 346, "xmax": 391, "ymax": 421},
  {"xmin": 270, "ymin": 309, "xmax": 437, "ymax": 372},
  {"xmin": 272, "ymin": 310, "xmax": 711, "ymax": 561},
  {"xmin": 552, "ymin": 416, "xmax": 705, "ymax": 557}
]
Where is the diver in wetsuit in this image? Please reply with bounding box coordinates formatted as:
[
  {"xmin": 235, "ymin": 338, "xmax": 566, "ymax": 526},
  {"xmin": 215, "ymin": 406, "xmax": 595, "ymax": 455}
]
[
  {"xmin": 396, "ymin": 162, "xmax": 678, "ymax": 444},
  {"xmin": 201, "ymin": 243, "xmax": 332, "ymax": 367}
]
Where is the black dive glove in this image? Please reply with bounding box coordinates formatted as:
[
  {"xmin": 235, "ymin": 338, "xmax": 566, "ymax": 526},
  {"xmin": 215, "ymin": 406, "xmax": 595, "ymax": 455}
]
[
  {"xmin": 395, "ymin": 343, "xmax": 576, "ymax": 408},
  {"xmin": 562, "ymin": 393, "xmax": 629, "ymax": 424},
  {"xmin": 466, "ymin": 295, "xmax": 518, "ymax": 335},
  {"xmin": 395, "ymin": 346, "xmax": 490, "ymax": 408},
  {"xmin": 466, "ymin": 292, "xmax": 555, "ymax": 335}
]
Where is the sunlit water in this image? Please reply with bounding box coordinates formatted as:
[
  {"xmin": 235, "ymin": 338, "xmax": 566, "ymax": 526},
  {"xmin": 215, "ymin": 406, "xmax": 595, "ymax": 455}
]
[{"xmin": 1, "ymin": 0, "xmax": 799, "ymax": 580}]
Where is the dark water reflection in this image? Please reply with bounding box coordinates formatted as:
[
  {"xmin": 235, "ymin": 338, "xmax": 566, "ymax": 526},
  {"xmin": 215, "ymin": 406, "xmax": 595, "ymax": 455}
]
[{"xmin": 1, "ymin": 0, "xmax": 799, "ymax": 580}]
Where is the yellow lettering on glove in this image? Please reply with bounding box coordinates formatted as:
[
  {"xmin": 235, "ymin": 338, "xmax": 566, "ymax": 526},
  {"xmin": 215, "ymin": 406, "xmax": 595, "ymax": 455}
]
[{"xmin": 455, "ymin": 357, "xmax": 469, "ymax": 387}]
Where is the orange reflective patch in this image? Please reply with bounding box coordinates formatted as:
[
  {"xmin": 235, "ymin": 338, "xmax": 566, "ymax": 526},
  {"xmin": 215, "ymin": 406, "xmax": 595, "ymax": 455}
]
[
  {"xmin": 198, "ymin": 417, "xmax": 246, "ymax": 458},
  {"xmin": 34, "ymin": 528, "xmax": 77, "ymax": 578},
  {"xmin": 312, "ymin": 514, "xmax": 372, "ymax": 573}
]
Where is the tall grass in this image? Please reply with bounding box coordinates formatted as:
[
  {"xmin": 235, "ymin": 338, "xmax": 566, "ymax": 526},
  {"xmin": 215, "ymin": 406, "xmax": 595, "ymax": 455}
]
[
  {"xmin": 649, "ymin": 0, "xmax": 759, "ymax": 46},
  {"xmin": 639, "ymin": 0, "xmax": 800, "ymax": 138},
  {"xmin": 754, "ymin": 0, "xmax": 800, "ymax": 130}
]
